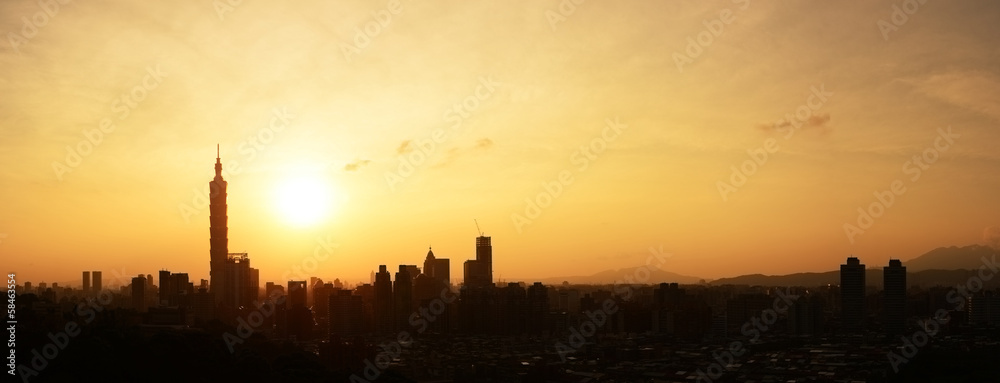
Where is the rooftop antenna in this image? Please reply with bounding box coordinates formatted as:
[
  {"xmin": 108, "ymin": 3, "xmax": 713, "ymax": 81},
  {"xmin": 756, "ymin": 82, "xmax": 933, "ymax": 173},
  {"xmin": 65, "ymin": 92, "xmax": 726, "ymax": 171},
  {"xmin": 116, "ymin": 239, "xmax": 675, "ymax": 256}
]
[
  {"xmin": 216, "ymin": 144, "xmax": 220, "ymax": 159},
  {"xmin": 475, "ymin": 219, "xmax": 483, "ymax": 236}
]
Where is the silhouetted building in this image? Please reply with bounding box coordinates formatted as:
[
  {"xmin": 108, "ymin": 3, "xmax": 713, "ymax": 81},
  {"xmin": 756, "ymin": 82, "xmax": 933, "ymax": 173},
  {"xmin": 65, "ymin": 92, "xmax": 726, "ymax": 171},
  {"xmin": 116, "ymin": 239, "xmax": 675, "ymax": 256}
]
[
  {"xmin": 249, "ymin": 267, "xmax": 259, "ymax": 302},
  {"xmin": 404, "ymin": 265, "xmax": 421, "ymax": 281},
  {"xmin": 288, "ymin": 281, "xmax": 307, "ymax": 308},
  {"xmin": 205, "ymin": 147, "xmax": 255, "ymax": 311},
  {"xmin": 92, "ymin": 271, "xmax": 101, "ymax": 292},
  {"xmin": 840, "ymin": 257, "xmax": 866, "ymax": 333},
  {"xmin": 464, "ymin": 260, "xmax": 490, "ymax": 288},
  {"xmin": 394, "ymin": 265, "xmax": 413, "ymax": 330},
  {"xmin": 883, "ymin": 259, "xmax": 906, "ymax": 335},
  {"xmin": 265, "ymin": 282, "xmax": 284, "ymax": 298},
  {"xmin": 209, "ymin": 146, "xmax": 230, "ymax": 304},
  {"xmin": 158, "ymin": 270, "xmax": 171, "ymax": 305},
  {"xmin": 459, "ymin": 285, "xmax": 498, "ymax": 334},
  {"xmin": 499, "ymin": 283, "xmax": 527, "ymax": 335},
  {"xmin": 463, "ymin": 235, "xmax": 493, "ymax": 288},
  {"xmin": 726, "ymin": 293, "xmax": 771, "ymax": 335},
  {"xmin": 423, "ymin": 246, "xmax": 453, "ymax": 287},
  {"xmin": 192, "ymin": 287, "xmax": 215, "ymax": 324},
  {"xmin": 477, "ymin": 236, "xmax": 492, "ymax": 282},
  {"xmin": 82, "ymin": 271, "xmax": 90, "ymax": 294},
  {"xmin": 132, "ymin": 275, "xmax": 147, "ymax": 312},
  {"xmin": 284, "ymin": 280, "xmax": 313, "ymax": 340},
  {"xmin": 789, "ymin": 294, "xmax": 825, "ymax": 336},
  {"xmin": 654, "ymin": 283, "xmax": 684, "ymax": 311},
  {"xmin": 158, "ymin": 270, "xmax": 194, "ymax": 307},
  {"xmin": 968, "ymin": 290, "xmax": 1000, "ymax": 326},
  {"xmin": 374, "ymin": 265, "xmax": 393, "ymax": 333},
  {"xmin": 329, "ymin": 290, "xmax": 363, "ymax": 338},
  {"xmin": 355, "ymin": 283, "xmax": 376, "ymax": 333},
  {"xmin": 526, "ymin": 282, "xmax": 549, "ymax": 335},
  {"xmin": 314, "ymin": 283, "xmax": 336, "ymax": 322}
]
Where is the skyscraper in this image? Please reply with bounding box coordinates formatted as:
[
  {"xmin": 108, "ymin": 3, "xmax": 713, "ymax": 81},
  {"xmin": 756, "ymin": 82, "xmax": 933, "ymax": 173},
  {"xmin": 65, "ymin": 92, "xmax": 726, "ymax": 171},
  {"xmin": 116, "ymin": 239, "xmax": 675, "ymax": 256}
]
[
  {"xmin": 288, "ymin": 281, "xmax": 308, "ymax": 308},
  {"xmin": 132, "ymin": 275, "xmax": 147, "ymax": 312},
  {"xmin": 209, "ymin": 145, "xmax": 229, "ymax": 303},
  {"xmin": 840, "ymin": 257, "xmax": 866, "ymax": 333},
  {"xmin": 423, "ymin": 247, "xmax": 451, "ymax": 287},
  {"xmin": 285, "ymin": 280, "xmax": 312, "ymax": 340},
  {"xmin": 883, "ymin": 259, "xmax": 906, "ymax": 335},
  {"xmin": 463, "ymin": 235, "xmax": 493, "ymax": 288},
  {"xmin": 423, "ymin": 247, "xmax": 436, "ymax": 278},
  {"xmin": 394, "ymin": 265, "xmax": 413, "ymax": 330},
  {"xmin": 92, "ymin": 271, "xmax": 101, "ymax": 292},
  {"xmin": 329, "ymin": 290, "xmax": 363, "ymax": 338},
  {"xmin": 374, "ymin": 265, "xmax": 393, "ymax": 333},
  {"xmin": 82, "ymin": 271, "xmax": 90, "ymax": 294},
  {"xmin": 159, "ymin": 270, "xmax": 171, "ymax": 305},
  {"xmin": 476, "ymin": 235, "xmax": 492, "ymax": 284}
]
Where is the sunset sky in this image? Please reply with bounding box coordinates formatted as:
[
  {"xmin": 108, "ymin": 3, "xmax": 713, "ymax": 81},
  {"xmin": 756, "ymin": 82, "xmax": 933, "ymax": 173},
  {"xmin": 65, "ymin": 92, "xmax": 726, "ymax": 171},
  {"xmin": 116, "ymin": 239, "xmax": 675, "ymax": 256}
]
[{"xmin": 2, "ymin": 0, "xmax": 999, "ymax": 287}]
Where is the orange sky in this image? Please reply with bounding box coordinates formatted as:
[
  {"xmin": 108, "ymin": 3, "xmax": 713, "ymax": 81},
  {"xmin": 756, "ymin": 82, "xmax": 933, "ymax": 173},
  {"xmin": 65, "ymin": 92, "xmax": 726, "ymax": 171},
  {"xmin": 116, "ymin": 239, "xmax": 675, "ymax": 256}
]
[{"xmin": 2, "ymin": 1, "xmax": 999, "ymax": 288}]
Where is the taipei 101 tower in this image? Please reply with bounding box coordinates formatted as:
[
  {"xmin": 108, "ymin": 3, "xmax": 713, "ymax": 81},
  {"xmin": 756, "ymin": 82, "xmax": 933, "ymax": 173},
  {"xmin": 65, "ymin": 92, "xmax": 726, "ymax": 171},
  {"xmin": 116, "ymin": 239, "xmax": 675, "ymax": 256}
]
[{"xmin": 209, "ymin": 145, "xmax": 228, "ymax": 302}]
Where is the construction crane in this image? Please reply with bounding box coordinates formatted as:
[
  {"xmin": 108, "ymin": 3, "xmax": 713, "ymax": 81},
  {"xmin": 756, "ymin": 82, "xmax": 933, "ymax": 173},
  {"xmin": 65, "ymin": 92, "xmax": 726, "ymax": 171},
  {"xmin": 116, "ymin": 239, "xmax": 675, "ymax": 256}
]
[{"xmin": 475, "ymin": 219, "xmax": 484, "ymax": 236}]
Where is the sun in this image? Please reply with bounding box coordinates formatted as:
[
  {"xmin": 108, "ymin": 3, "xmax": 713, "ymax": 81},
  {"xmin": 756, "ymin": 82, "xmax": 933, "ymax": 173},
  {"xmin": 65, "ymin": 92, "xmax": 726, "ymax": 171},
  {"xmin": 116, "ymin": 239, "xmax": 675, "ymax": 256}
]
[{"xmin": 274, "ymin": 175, "xmax": 338, "ymax": 226}]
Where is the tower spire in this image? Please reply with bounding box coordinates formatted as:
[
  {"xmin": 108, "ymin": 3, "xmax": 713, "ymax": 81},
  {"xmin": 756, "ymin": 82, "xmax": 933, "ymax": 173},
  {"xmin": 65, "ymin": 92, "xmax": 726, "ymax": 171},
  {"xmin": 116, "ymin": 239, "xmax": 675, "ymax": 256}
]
[{"xmin": 214, "ymin": 144, "xmax": 223, "ymax": 179}]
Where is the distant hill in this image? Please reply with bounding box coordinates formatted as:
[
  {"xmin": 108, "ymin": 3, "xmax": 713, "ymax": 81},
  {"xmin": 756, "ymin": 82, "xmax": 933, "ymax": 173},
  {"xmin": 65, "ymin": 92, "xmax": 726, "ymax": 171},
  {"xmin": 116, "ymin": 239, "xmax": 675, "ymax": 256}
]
[
  {"xmin": 705, "ymin": 244, "xmax": 998, "ymax": 287},
  {"xmin": 520, "ymin": 268, "xmax": 702, "ymax": 286},
  {"xmin": 903, "ymin": 244, "xmax": 997, "ymax": 272},
  {"xmin": 709, "ymin": 269, "xmax": 999, "ymax": 289},
  {"xmin": 516, "ymin": 244, "xmax": 997, "ymax": 288}
]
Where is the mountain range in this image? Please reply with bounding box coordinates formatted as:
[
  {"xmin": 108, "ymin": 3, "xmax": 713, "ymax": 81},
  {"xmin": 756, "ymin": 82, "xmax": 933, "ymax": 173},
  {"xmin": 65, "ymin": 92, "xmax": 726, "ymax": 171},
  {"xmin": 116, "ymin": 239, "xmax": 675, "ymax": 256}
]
[{"xmin": 525, "ymin": 244, "xmax": 998, "ymax": 288}]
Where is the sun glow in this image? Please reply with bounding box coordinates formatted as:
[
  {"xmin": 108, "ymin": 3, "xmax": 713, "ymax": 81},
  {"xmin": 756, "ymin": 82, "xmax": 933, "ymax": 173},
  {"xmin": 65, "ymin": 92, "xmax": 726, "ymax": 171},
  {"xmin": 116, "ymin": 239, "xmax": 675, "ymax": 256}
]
[{"xmin": 274, "ymin": 175, "xmax": 338, "ymax": 226}]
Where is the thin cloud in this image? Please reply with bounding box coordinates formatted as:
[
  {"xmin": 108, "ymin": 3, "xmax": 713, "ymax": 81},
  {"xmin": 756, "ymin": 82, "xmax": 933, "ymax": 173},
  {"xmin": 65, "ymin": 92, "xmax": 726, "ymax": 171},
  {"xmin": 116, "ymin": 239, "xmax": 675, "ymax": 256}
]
[
  {"xmin": 756, "ymin": 113, "xmax": 832, "ymax": 135},
  {"xmin": 343, "ymin": 159, "xmax": 371, "ymax": 171},
  {"xmin": 475, "ymin": 138, "xmax": 494, "ymax": 149},
  {"xmin": 396, "ymin": 140, "xmax": 413, "ymax": 155},
  {"xmin": 433, "ymin": 138, "xmax": 495, "ymax": 168}
]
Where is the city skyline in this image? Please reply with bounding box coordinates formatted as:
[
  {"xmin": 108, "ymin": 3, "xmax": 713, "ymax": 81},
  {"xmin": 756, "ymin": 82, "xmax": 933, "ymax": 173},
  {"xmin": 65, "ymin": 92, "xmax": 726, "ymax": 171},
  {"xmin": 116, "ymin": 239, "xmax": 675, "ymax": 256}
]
[
  {"xmin": 2, "ymin": 1, "xmax": 1000, "ymax": 287},
  {"xmin": 6, "ymin": 146, "xmax": 999, "ymax": 287},
  {"xmin": 5, "ymin": 1, "xmax": 1000, "ymax": 381}
]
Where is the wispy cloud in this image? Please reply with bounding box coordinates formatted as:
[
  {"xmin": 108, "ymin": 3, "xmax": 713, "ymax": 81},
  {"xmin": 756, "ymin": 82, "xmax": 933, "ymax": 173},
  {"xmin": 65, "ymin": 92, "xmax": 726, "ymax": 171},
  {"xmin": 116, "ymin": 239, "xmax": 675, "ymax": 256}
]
[
  {"xmin": 343, "ymin": 159, "xmax": 371, "ymax": 172},
  {"xmin": 396, "ymin": 140, "xmax": 413, "ymax": 155},
  {"xmin": 911, "ymin": 71, "xmax": 1000, "ymax": 122},
  {"xmin": 433, "ymin": 138, "xmax": 495, "ymax": 168},
  {"xmin": 756, "ymin": 113, "xmax": 832, "ymax": 136},
  {"xmin": 475, "ymin": 138, "xmax": 494, "ymax": 149}
]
